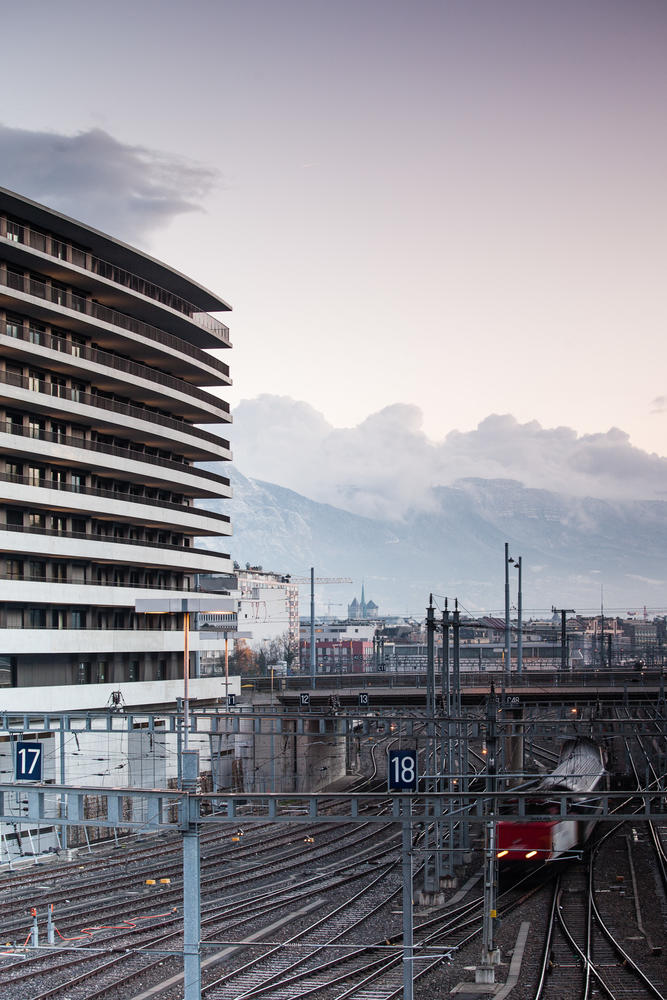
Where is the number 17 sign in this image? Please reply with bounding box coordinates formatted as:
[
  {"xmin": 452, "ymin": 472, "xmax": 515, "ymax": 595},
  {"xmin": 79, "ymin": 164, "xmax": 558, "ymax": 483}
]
[
  {"xmin": 15, "ymin": 742, "xmax": 43, "ymax": 782},
  {"xmin": 388, "ymin": 749, "xmax": 418, "ymax": 792}
]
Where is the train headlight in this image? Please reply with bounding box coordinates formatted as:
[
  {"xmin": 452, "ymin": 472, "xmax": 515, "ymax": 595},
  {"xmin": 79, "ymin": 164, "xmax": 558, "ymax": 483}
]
[
  {"xmin": 497, "ymin": 850, "xmax": 508, "ymax": 858},
  {"xmin": 525, "ymin": 850, "xmax": 537, "ymax": 859}
]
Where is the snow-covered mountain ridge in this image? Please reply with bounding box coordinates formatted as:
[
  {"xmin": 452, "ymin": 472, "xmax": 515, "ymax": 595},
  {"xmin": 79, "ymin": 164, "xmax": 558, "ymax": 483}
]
[{"xmin": 196, "ymin": 469, "xmax": 667, "ymax": 616}]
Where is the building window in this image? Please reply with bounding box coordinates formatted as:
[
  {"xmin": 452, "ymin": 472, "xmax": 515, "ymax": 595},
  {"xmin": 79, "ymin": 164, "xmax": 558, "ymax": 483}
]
[
  {"xmin": 52, "ymin": 609, "xmax": 66, "ymax": 629},
  {"xmin": 50, "ymin": 376, "xmax": 66, "ymax": 399},
  {"xmin": 157, "ymin": 660, "xmax": 167, "ymax": 680},
  {"xmin": 97, "ymin": 662, "xmax": 108, "ymax": 683},
  {"xmin": 51, "ymin": 238, "xmax": 67, "ymax": 260},
  {"xmin": 5, "ymin": 315, "xmax": 22, "ymax": 337},
  {"xmin": 6, "ymin": 559, "xmax": 23, "ymax": 579},
  {"xmin": 129, "ymin": 660, "xmax": 139, "ymax": 682},
  {"xmin": 28, "ymin": 228, "xmax": 46, "ymax": 252},
  {"xmin": 28, "ymin": 369, "xmax": 44, "ymax": 392},
  {"xmin": 29, "ymin": 608, "xmax": 46, "ymax": 628},
  {"xmin": 71, "ymin": 609, "xmax": 86, "ymax": 629},
  {"xmin": 28, "ymin": 560, "xmax": 46, "ymax": 579},
  {"xmin": 27, "ymin": 466, "xmax": 45, "ymax": 486},
  {"xmin": 5, "ymin": 608, "xmax": 23, "ymax": 628},
  {"xmin": 5, "ymin": 220, "xmax": 23, "ymax": 242},
  {"xmin": 77, "ymin": 661, "xmax": 92, "ymax": 684}
]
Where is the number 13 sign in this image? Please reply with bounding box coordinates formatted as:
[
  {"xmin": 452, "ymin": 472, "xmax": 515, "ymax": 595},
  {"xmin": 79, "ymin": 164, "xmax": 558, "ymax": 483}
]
[
  {"xmin": 388, "ymin": 749, "xmax": 418, "ymax": 792},
  {"xmin": 15, "ymin": 742, "xmax": 43, "ymax": 782}
]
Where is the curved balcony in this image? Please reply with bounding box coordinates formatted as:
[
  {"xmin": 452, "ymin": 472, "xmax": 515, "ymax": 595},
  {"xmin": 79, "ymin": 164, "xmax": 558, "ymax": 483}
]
[
  {"xmin": 0, "ymin": 319, "xmax": 230, "ymax": 416},
  {"xmin": 0, "ymin": 368, "xmax": 230, "ymax": 459},
  {"xmin": 0, "ymin": 471, "xmax": 230, "ymax": 525},
  {"xmin": 0, "ymin": 522, "xmax": 229, "ymax": 560},
  {"xmin": 0, "ymin": 267, "xmax": 231, "ymax": 371},
  {"xmin": 0, "ymin": 573, "xmax": 195, "ymax": 594},
  {"xmin": 0, "ymin": 421, "xmax": 230, "ymax": 490},
  {"xmin": 1, "ymin": 219, "xmax": 229, "ymax": 337}
]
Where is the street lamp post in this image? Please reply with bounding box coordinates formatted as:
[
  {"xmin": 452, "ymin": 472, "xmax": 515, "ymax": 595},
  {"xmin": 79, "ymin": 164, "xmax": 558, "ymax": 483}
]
[{"xmin": 506, "ymin": 549, "xmax": 523, "ymax": 675}]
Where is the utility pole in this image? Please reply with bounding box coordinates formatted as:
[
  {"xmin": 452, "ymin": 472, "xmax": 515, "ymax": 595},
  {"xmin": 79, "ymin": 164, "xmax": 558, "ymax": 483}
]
[
  {"xmin": 504, "ymin": 543, "xmax": 511, "ymax": 675},
  {"xmin": 310, "ymin": 567, "xmax": 316, "ymax": 688},
  {"xmin": 478, "ymin": 682, "xmax": 500, "ymax": 983},
  {"xmin": 552, "ymin": 607, "xmax": 574, "ymax": 672},
  {"xmin": 442, "ymin": 600, "xmax": 450, "ymax": 713},
  {"xmin": 424, "ymin": 597, "xmax": 438, "ymax": 889},
  {"xmin": 515, "ymin": 556, "xmax": 522, "ymax": 674}
]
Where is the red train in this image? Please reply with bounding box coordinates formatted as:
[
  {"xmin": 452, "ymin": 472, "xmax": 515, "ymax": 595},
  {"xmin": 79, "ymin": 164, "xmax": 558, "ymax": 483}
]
[{"xmin": 496, "ymin": 738, "xmax": 607, "ymax": 863}]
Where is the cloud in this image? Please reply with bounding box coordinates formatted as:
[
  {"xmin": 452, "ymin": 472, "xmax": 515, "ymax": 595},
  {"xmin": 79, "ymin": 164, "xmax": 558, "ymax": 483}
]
[
  {"xmin": 231, "ymin": 395, "xmax": 667, "ymax": 518},
  {"xmin": 650, "ymin": 395, "xmax": 667, "ymax": 413},
  {"xmin": 0, "ymin": 124, "xmax": 217, "ymax": 243}
]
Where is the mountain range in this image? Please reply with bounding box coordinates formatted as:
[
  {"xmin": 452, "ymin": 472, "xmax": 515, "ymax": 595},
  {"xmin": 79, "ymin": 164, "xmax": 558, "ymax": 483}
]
[{"xmin": 196, "ymin": 468, "xmax": 667, "ymax": 617}]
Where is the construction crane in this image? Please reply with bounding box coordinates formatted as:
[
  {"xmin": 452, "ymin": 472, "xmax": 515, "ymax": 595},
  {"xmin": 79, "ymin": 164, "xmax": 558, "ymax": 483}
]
[
  {"xmin": 290, "ymin": 569, "xmax": 353, "ymax": 686},
  {"xmin": 289, "ymin": 576, "xmax": 352, "ymax": 584}
]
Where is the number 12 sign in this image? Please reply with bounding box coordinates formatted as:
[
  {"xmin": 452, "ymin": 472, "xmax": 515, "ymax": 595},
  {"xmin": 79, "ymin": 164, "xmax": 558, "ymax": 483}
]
[
  {"xmin": 15, "ymin": 742, "xmax": 43, "ymax": 782},
  {"xmin": 388, "ymin": 749, "xmax": 418, "ymax": 792}
]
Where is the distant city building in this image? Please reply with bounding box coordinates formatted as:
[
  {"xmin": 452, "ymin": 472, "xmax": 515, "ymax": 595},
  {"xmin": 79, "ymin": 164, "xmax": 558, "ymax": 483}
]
[
  {"xmin": 199, "ymin": 567, "xmax": 299, "ymax": 645},
  {"xmin": 347, "ymin": 582, "xmax": 379, "ymax": 619}
]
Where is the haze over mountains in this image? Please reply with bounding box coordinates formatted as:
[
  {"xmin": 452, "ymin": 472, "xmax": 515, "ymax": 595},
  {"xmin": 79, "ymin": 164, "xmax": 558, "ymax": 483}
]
[
  {"xmin": 195, "ymin": 396, "xmax": 667, "ymax": 617},
  {"xmin": 197, "ymin": 468, "xmax": 667, "ymax": 618}
]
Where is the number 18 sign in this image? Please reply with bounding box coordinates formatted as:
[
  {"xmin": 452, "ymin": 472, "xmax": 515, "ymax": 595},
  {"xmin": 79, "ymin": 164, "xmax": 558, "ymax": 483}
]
[
  {"xmin": 15, "ymin": 742, "xmax": 43, "ymax": 782},
  {"xmin": 388, "ymin": 749, "xmax": 418, "ymax": 792}
]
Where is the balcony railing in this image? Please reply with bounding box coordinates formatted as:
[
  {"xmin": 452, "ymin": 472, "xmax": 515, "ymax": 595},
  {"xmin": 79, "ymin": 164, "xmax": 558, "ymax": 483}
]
[
  {"xmin": 0, "ymin": 318, "xmax": 230, "ymax": 411},
  {"xmin": 0, "ymin": 471, "xmax": 230, "ymax": 524},
  {"xmin": 0, "ymin": 521, "xmax": 229, "ymax": 560},
  {"xmin": 0, "ymin": 267, "xmax": 231, "ymax": 368},
  {"xmin": 0, "ymin": 421, "xmax": 231, "ymax": 490},
  {"xmin": 0, "ymin": 570, "xmax": 194, "ymax": 595},
  {"xmin": 0, "ymin": 368, "xmax": 230, "ymax": 454},
  {"xmin": 1, "ymin": 219, "xmax": 230, "ymax": 339}
]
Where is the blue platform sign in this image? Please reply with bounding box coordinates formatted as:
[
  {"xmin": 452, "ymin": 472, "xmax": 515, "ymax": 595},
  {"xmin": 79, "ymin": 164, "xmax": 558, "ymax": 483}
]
[
  {"xmin": 388, "ymin": 749, "xmax": 418, "ymax": 792},
  {"xmin": 15, "ymin": 742, "xmax": 42, "ymax": 782}
]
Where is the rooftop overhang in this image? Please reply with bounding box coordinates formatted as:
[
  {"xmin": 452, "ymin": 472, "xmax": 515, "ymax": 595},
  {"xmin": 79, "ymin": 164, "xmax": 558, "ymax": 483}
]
[{"xmin": 0, "ymin": 186, "xmax": 231, "ymax": 313}]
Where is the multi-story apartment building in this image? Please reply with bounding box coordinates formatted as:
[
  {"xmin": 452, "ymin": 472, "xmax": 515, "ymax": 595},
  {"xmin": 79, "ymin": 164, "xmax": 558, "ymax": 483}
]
[
  {"xmin": 199, "ymin": 567, "xmax": 299, "ymax": 645},
  {"xmin": 0, "ymin": 186, "xmax": 233, "ymax": 692}
]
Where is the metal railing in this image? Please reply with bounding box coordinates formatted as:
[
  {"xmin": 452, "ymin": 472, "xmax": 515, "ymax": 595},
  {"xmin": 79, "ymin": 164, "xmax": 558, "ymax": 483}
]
[
  {"xmin": 0, "ymin": 267, "xmax": 231, "ymax": 368},
  {"xmin": 1, "ymin": 220, "xmax": 229, "ymax": 339},
  {"xmin": 0, "ymin": 569, "xmax": 193, "ymax": 594},
  {"xmin": 0, "ymin": 420, "xmax": 231, "ymax": 489},
  {"xmin": 242, "ymin": 668, "xmax": 665, "ymax": 693},
  {"xmin": 0, "ymin": 521, "xmax": 229, "ymax": 559},
  {"xmin": 0, "ymin": 368, "xmax": 230, "ymax": 453},
  {"xmin": 0, "ymin": 470, "xmax": 230, "ymax": 524},
  {"xmin": 0, "ymin": 318, "xmax": 230, "ymax": 405}
]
